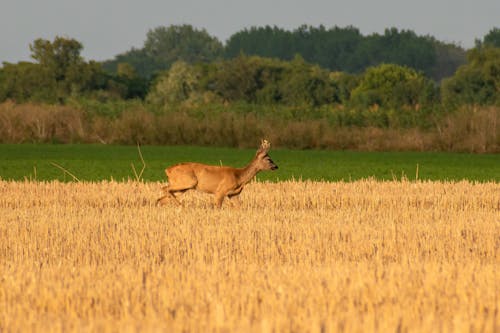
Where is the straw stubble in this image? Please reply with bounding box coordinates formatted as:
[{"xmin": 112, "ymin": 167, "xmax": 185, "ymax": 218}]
[{"xmin": 0, "ymin": 180, "xmax": 498, "ymax": 332}]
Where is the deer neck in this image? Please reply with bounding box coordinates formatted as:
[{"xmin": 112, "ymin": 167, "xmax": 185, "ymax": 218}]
[{"xmin": 237, "ymin": 159, "xmax": 261, "ymax": 186}]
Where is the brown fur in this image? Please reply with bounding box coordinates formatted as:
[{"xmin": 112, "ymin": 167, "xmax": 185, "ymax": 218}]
[{"xmin": 157, "ymin": 140, "xmax": 278, "ymax": 208}]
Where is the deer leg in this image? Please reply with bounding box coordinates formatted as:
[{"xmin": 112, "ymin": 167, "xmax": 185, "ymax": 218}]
[
  {"xmin": 227, "ymin": 195, "xmax": 242, "ymax": 208},
  {"xmin": 213, "ymin": 193, "xmax": 225, "ymax": 209},
  {"xmin": 227, "ymin": 186, "xmax": 243, "ymax": 198},
  {"xmin": 157, "ymin": 181, "xmax": 197, "ymax": 206},
  {"xmin": 226, "ymin": 186, "xmax": 244, "ymax": 207},
  {"xmin": 157, "ymin": 187, "xmax": 181, "ymax": 206}
]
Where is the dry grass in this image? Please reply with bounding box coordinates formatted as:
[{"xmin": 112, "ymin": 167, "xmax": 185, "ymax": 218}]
[
  {"xmin": 0, "ymin": 180, "xmax": 498, "ymax": 332},
  {"xmin": 1, "ymin": 101, "xmax": 498, "ymax": 152}
]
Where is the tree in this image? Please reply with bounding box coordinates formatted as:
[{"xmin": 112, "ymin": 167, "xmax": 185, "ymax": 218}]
[
  {"xmin": 483, "ymin": 27, "xmax": 500, "ymax": 47},
  {"xmin": 0, "ymin": 62, "xmax": 57, "ymax": 102},
  {"xmin": 30, "ymin": 37, "xmax": 83, "ymax": 79},
  {"xmin": 429, "ymin": 41, "xmax": 466, "ymax": 82},
  {"xmin": 146, "ymin": 61, "xmax": 199, "ymax": 106},
  {"xmin": 224, "ymin": 25, "xmax": 295, "ymax": 60},
  {"xmin": 0, "ymin": 36, "xmax": 125, "ymax": 103},
  {"xmin": 278, "ymin": 55, "xmax": 335, "ymax": 106},
  {"xmin": 350, "ymin": 64, "xmax": 436, "ymax": 108},
  {"xmin": 104, "ymin": 25, "xmax": 223, "ymax": 79},
  {"xmin": 223, "ymin": 25, "xmax": 454, "ymax": 79},
  {"xmin": 102, "ymin": 47, "xmax": 157, "ymax": 79},
  {"xmin": 441, "ymin": 47, "xmax": 500, "ymax": 106},
  {"xmin": 144, "ymin": 25, "xmax": 223, "ymax": 72},
  {"xmin": 198, "ymin": 55, "xmax": 336, "ymax": 106},
  {"xmin": 211, "ymin": 55, "xmax": 261, "ymax": 102},
  {"xmin": 30, "ymin": 36, "xmax": 102, "ymax": 100}
]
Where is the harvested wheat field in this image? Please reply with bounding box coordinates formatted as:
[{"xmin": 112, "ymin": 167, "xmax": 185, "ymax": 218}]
[{"xmin": 0, "ymin": 180, "xmax": 498, "ymax": 332}]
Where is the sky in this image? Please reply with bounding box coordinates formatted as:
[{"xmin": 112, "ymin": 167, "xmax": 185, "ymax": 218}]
[{"xmin": 1, "ymin": 0, "xmax": 499, "ymax": 64}]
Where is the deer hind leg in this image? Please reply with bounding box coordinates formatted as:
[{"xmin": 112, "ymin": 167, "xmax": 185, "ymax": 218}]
[
  {"xmin": 157, "ymin": 178, "xmax": 198, "ymax": 206},
  {"xmin": 156, "ymin": 186, "xmax": 181, "ymax": 206}
]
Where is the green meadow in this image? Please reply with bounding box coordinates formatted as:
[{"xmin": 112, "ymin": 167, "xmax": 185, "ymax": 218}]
[{"xmin": 0, "ymin": 144, "xmax": 498, "ymax": 182}]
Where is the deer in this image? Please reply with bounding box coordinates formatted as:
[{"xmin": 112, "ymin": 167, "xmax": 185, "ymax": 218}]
[{"xmin": 156, "ymin": 140, "xmax": 278, "ymax": 208}]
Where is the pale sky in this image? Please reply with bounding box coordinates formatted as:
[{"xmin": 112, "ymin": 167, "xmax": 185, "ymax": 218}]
[{"xmin": 1, "ymin": 0, "xmax": 498, "ymax": 64}]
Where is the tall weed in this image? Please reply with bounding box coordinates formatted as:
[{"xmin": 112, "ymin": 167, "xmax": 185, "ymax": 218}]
[{"xmin": 0, "ymin": 101, "xmax": 498, "ymax": 152}]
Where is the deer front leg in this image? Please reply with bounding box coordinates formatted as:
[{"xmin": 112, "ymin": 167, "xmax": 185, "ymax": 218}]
[
  {"xmin": 227, "ymin": 185, "xmax": 244, "ymax": 197},
  {"xmin": 214, "ymin": 193, "xmax": 226, "ymax": 208},
  {"xmin": 214, "ymin": 185, "xmax": 244, "ymax": 208},
  {"xmin": 226, "ymin": 186, "xmax": 244, "ymax": 207}
]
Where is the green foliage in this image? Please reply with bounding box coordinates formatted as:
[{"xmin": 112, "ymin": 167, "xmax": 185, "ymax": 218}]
[
  {"xmin": 225, "ymin": 25, "xmax": 459, "ymax": 81},
  {"xmin": 175, "ymin": 55, "xmax": 337, "ymax": 107},
  {"xmin": 482, "ymin": 27, "xmax": 500, "ymax": 48},
  {"xmin": 102, "ymin": 24, "xmax": 466, "ymax": 83},
  {"xmin": 329, "ymin": 72, "xmax": 360, "ymax": 104},
  {"xmin": 144, "ymin": 25, "xmax": 223, "ymax": 67},
  {"xmin": 30, "ymin": 37, "xmax": 101, "ymax": 99},
  {"xmin": 441, "ymin": 47, "xmax": 500, "ymax": 106},
  {"xmin": 102, "ymin": 48, "xmax": 156, "ymax": 79},
  {"xmin": 110, "ymin": 64, "xmax": 149, "ymax": 100},
  {"xmin": 210, "ymin": 55, "xmax": 262, "ymax": 102},
  {"xmin": 278, "ymin": 55, "xmax": 336, "ymax": 106},
  {"xmin": 0, "ymin": 62, "xmax": 57, "ymax": 102},
  {"xmin": 146, "ymin": 61, "xmax": 200, "ymax": 106},
  {"xmin": 350, "ymin": 64, "xmax": 436, "ymax": 109},
  {"xmin": 0, "ymin": 26, "xmax": 498, "ymax": 135},
  {"xmin": 104, "ymin": 25, "xmax": 224, "ymax": 79},
  {"xmin": 430, "ymin": 41, "xmax": 467, "ymax": 82},
  {"xmin": 0, "ymin": 37, "xmax": 107, "ymax": 103},
  {"xmin": 66, "ymin": 97, "xmax": 145, "ymax": 118},
  {"xmin": 365, "ymin": 28, "xmax": 437, "ymax": 74},
  {"xmin": 0, "ymin": 37, "xmax": 149, "ymax": 103}
]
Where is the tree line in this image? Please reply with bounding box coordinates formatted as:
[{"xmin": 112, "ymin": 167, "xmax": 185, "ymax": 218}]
[
  {"xmin": 1, "ymin": 25, "xmax": 499, "ymax": 108},
  {"xmin": 0, "ymin": 25, "xmax": 498, "ymax": 151},
  {"xmin": 102, "ymin": 24, "xmax": 470, "ymax": 82}
]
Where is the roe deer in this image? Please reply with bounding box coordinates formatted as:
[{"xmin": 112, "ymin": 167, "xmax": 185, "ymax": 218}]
[{"xmin": 157, "ymin": 140, "xmax": 278, "ymax": 208}]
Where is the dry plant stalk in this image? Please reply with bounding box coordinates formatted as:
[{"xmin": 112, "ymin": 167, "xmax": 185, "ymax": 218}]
[
  {"xmin": 50, "ymin": 162, "xmax": 80, "ymax": 182},
  {"xmin": 0, "ymin": 179, "xmax": 498, "ymax": 332},
  {"xmin": 131, "ymin": 143, "xmax": 146, "ymax": 181}
]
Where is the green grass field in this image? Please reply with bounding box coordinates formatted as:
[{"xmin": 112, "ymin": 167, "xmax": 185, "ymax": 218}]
[{"xmin": 0, "ymin": 144, "xmax": 498, "ymax": 182}]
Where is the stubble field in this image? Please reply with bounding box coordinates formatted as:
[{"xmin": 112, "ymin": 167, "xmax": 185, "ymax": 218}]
[{"xmin": 0, "ymin": 179, "xmax": 498, "ymax": 332}]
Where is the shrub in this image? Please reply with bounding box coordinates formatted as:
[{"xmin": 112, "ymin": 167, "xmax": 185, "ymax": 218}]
[
  {"xmin": 441, "ymin": 47, "xmax": 500, "ymax": 107},
  {"xmin": 350, "ymin": 63, "xmax": 436, "ymax": 109}
]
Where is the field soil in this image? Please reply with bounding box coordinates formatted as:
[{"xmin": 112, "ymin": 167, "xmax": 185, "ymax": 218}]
[{"xmin": 0, "ymin": 180, "xmax": 498, "ymax": 332}]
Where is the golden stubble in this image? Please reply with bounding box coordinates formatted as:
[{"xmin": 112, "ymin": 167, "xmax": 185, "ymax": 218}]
[{"xmin": 0, "ymin": 180, "xmax": 498, "ymax": 332}]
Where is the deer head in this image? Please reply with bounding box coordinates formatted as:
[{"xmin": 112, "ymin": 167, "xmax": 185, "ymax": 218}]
[{"xmin": 255, "ymin": 139, "xmax": 278, "ymax": 171}]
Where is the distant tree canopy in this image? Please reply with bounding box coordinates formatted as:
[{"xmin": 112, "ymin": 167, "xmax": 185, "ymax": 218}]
[
  {"xmin": 0, "ymin": 26, "xmax": 497, "ymax": 113},
  {"xmin": 0, "ymin": 37, "xmax": 104, "ymax": 103},
  {"xmin": 103, "ymin": 25, "xmax": 223, "ymax": 78},
  {"xmin": 441, "ymin": 46, "xmax": 500, "ymax": 106},
  {"xmin": 224, "ymin": 25, "xmax": 462, "ymax": 81},
  {"xmin": 146, "ymin": 55, "xmax": 341, "ymax": 108},
  {"xmin": 145, "ymin": 56, "xmax": 440, "ymax": 112},
  {"xmin": 0, "ymin": 36, "xmax": 148, "ymax": 103},
  {"xmin": 481, "ymin": 27, "xmax": 500, "ymax": 48},
  {"xmin": 103, "ymin": 24, "xmax": 466, "ymax": 82},
  {"xmin": 350, "ymin": 64, "xmax": 436, "ymax": 108},
  {"xmin": 146, "ymin": 61, "xmax": 200, "ymax": 106}
]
